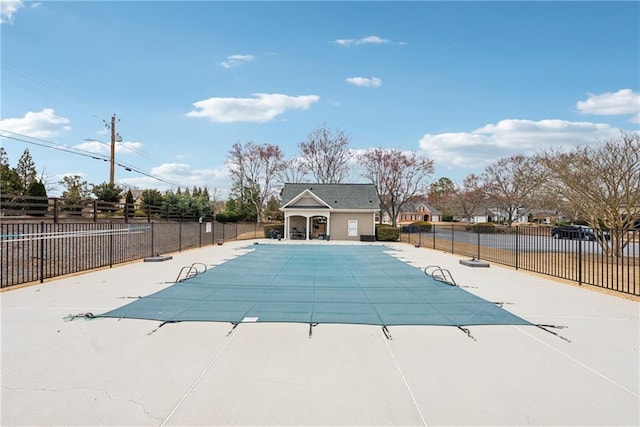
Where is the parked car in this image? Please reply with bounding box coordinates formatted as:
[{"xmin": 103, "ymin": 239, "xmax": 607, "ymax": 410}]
[{"xmin": 551, "ymin": 225, "xmax": 610, "ymax": 241}]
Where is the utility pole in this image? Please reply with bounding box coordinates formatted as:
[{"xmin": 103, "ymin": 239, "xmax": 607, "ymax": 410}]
[
  {"xmin": 103, "ymin": 114, "xmax": 121, "ymax": 185},
  {"xmin": 109, "ymin": 114, "xmax": 116, "ymax": 185}
]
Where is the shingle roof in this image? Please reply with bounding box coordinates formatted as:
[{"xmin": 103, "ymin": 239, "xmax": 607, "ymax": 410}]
[
  {"xmin": 401, "ymin": 199, "xmax": 442, "ymax": 214},
  {"xmin": 281, "ymin": 183, "xmax": 380, "ymax": 210}
]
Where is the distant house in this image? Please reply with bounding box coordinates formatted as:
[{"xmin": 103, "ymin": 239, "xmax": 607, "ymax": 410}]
[
  {"xmin": 395, "ymin": 199, "xmax": 442, "ymax": 224},
  {"xmin": 528, "ymin": 209, "xmax": 561, "ymax": 225},
  {"xmin": 119, "ymin": 189, "xmax": 144, "ymax": 205},
  {"xmin": 280, "ymin": 183, "xmax": 380, "ymax": 241}
]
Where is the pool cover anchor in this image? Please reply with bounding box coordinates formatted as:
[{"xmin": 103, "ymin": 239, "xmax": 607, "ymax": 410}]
[
  {"xmin": 63, "ymin": 312, "xmax": 95, "ymax": 322},
  {"xmin": 382, "ymin": 325, "xmax": 393, "ymax": 340},
  {"xmin": 226, "ymin": 322, "xmax": 239, "ymax": 337},
  {"xmin": 535, "ymin": 324, "xmax": 571, "ymax": 343},
  {"xmin": 308, "ymin": 323, "xmax": 319, "ymax": 338},
  {"xmin": 147, "ymin": 320, "xmax": 179, "ymax": 336},
  {"xmin": 493, "ymin": 301, "xmax": 514, "ymax": 308},
  {"xmin": 457, "ymin": 326, "xmax": 477, "ymax": 341}
]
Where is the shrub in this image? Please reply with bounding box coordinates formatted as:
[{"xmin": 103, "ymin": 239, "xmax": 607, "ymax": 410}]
[
  {"xmin": 411, "ymin": 221, "xmax": 432, "ymax": 232},
  {"xmin": 376, "ymin": 224, "xmax": 399, "ymax": 241},
  {"xmin": 472, "ymin": 222, "xmax": 495, "ymax": 233},
  {"xmin": 264, "ymin": 223, "xmax": 284, "ymax": 238},
  {"xmin": 25, "ymin": 181, "xmax": 48, "ymax": 216},
  {"xmin": 215, "ymin": 211, "xmax": 239, "ymax": 223}
]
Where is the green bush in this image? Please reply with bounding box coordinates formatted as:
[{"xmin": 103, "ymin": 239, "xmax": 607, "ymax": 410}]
[
  {"xmin": 264, "ymin": 223, "xmax": 284, "ymax": 238},
  {"xmin": 410, "ymin": 221, "xmax": 432, "ymax": 232},
  {"xmin": 215, "ymin": 211, "xmax": 239, "ymax": 223},
  {"xmin": 375, "ymin": 224, "xmax": 399, "ymax": 241},
  {"xmin": 472, "ymin": 222, "xmax": 495, "ymax": 233}
]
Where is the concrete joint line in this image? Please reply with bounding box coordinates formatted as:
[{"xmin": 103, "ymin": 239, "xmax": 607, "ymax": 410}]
[
  {"xmin": 513, "ymin": 325, "xmax": 640, "ymax": 398},
  {"xmin": 381, "ymin": 330, "xmax": 429, "ymax": 426},
  {"xmin": 160, "ymin": 324, "xmax": 242, "ymax": 426}
]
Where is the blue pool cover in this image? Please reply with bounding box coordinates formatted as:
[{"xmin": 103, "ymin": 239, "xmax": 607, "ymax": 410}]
[{"xmin": 97, "ymin": 244, "xmax": 532, "ymax": 327}]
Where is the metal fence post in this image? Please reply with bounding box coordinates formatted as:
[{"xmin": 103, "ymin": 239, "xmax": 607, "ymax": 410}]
[
  {"xmin": 151, "ymin": 222, "xmax": 155, "ymax": 257},
  {"xmin": 39, "ymin": 222, "xmax": 45, "ymax": 283},
  {"xmin": 199, "ymin": 221, "xmax": 202, "ymax": 248},
  {"xmin": 451, "ymin": 224, "xmax": 454, "ymax": 254},
  {"xmin": 109, "ymin": 222, "xmax": 114, "ymax": 268},
  {"xmin": 578, "ymin": 237, "xmax": 583, "ymax": 285},
  {"xmin": 515, "ymin": 226, "xmax": 519, "ymax": 270},
  {"xmin": 432, "ymin": 224, "xmax": 436, "ymax": 249}
]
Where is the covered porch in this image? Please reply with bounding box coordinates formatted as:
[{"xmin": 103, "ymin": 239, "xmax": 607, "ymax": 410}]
[{"xmin": 285, "ymin": 211, "xmax": 330, "ymax": 240}]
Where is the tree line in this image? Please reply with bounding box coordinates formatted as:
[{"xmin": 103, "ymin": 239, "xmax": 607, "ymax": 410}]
[{"xmin": 2, "ymin": 125, "xmax": 639, "ymax": 254}]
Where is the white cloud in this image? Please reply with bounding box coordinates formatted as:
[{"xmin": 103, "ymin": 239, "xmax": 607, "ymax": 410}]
[
  {"xmin": 73, "ymin": 140, "xmax": 144, "ymax": 155},
  {"xmin": 332, "ymin": 35, "xmax": 404, "ymax": 46},
  {"xmin": 346, "ymin": 77, "xmax": 382, "ymax": 88},
  {"xmin": 0, "ymin": 108, "xmax": 71, "ymax": 137},
  {"xmin": 418, "ymin": 118, "xmax": 622, "ymax": 170},
  {"xmin": 220, "ymin": 54, "xmax": 255, "ymax": 68},
  {"xmin": 186, "ymin": 93, "xmax": 320, "ymax": 123},
  {"xmin": 576, "ymin": 89, "xmax": 640, "ymax": 122},
  {"xmin": 0, "ymin": 0, "xmax": 23, "ymax": 24}
]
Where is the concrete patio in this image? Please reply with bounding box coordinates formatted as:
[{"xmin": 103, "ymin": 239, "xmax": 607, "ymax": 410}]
[{"xmin": 1, "ymin": 240, "xmax": 638, "ymax": 426}]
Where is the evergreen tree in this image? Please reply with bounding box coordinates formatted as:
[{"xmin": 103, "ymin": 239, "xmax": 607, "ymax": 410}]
[
  {"xmin": 59, "ymin": 175, "xmax": 90, "ymax": 212},
  {"xmin": 141, "ymin": 189, "xmax": 163, "ymax": 214},
  {"xmin": 92, "ymin": 182, "xmax": 123, "ymax": 202},
  {"xmin": 0, "ymin": 147, "xmax": 22, "ymax": 196},
  {"xmin": 125, "ymin": 189, "xmax": 135, "ymax": 217},
  {"xmin": 15, "ymin": 148, "xmax": 37, "ymax": 194},
  {"xmin": 25, "ymin": 180, "xmax": 48, "ymax": 215}
]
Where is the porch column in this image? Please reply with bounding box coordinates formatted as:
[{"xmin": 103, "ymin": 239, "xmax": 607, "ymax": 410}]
[
  {"xmin": 326, "ymin": 212, "xmax": 331, "ymax": 238},
  {"xmin": 284, "ymin": 213, "xmax": 290, "ymax": 240},
  {"xmin": 306, "ymin": 215, "xmax": 311, "ymax": 240}
]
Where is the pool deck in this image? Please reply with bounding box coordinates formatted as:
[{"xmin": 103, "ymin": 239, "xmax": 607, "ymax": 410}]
[{"xmin": 2, "ymin": 239, "xmax": 639, "ymax": 426}]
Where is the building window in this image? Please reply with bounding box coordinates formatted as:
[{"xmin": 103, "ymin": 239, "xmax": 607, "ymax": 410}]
[{"xmin": 348, "ymin": 220, "xmax": 358, "ymax": 237}]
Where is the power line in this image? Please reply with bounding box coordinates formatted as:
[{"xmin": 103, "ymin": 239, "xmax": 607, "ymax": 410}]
[{"xmin": 0, "ymin": 130, "xmax": 188, "ymax": 189}]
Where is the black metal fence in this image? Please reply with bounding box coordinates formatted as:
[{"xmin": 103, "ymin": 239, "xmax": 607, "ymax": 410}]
[
  {"xmin": 0, "ymin": 220, "xmax": 263, "ymax": 288},
  {"xmin": 401, "ymin": 224, "xmax": 639, "ymax": 296}
]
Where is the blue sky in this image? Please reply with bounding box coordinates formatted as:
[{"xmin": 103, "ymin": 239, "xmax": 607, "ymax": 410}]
[{"xmin": 1, "ymin": 1, "xmax": 639, "ymax": 197}]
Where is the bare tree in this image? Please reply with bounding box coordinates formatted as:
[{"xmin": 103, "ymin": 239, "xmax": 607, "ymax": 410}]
[
  {"xmin": 359, "ymin": 147, "xmax": 389, "ymax": 223},
  {"xmin": 539, "ymin": 132, "xmax": 640, "ymax": 256},
  {"xmin": 452, "ymin": 174, "xmax": 488, "ymax": 222},
  {"xmin": 361, "ymin": 148, "xmax": 434, "ymax": 227},
  {"xmin": 298, "ymin": 123, "xmax": 352, "ymax": 183},
  {"xmin": 226, "ymin": 141, "xmax": 285, "ymax": 225},
  {"xmin": 482, "ymin": 155, "xmax": 545, "ymax": 226},
  {"xmin": 280, "ymin": 157, "xmax": 310, "ymax": 183}
]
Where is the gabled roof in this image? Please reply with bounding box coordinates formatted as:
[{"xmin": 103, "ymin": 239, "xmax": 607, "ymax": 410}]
[
  {"xmin": 400, "ymin": 198, "xmax": 442, "ymax": 214},
  {"xmin": 281, "ymin": 183, "xmax": 380, "ymax": 210}
]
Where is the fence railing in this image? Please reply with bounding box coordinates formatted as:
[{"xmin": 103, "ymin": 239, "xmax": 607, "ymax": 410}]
[
  {"xmin": 401, "ymin": 224, "xmax": 639, "ymax": 296},
  {"xmin": 1, "ymin": 221, "xmax": 264, "ymax": 288},
  {"xmin": 0, "ymin": 194, "xmax": 216, "ymax": 223}
]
